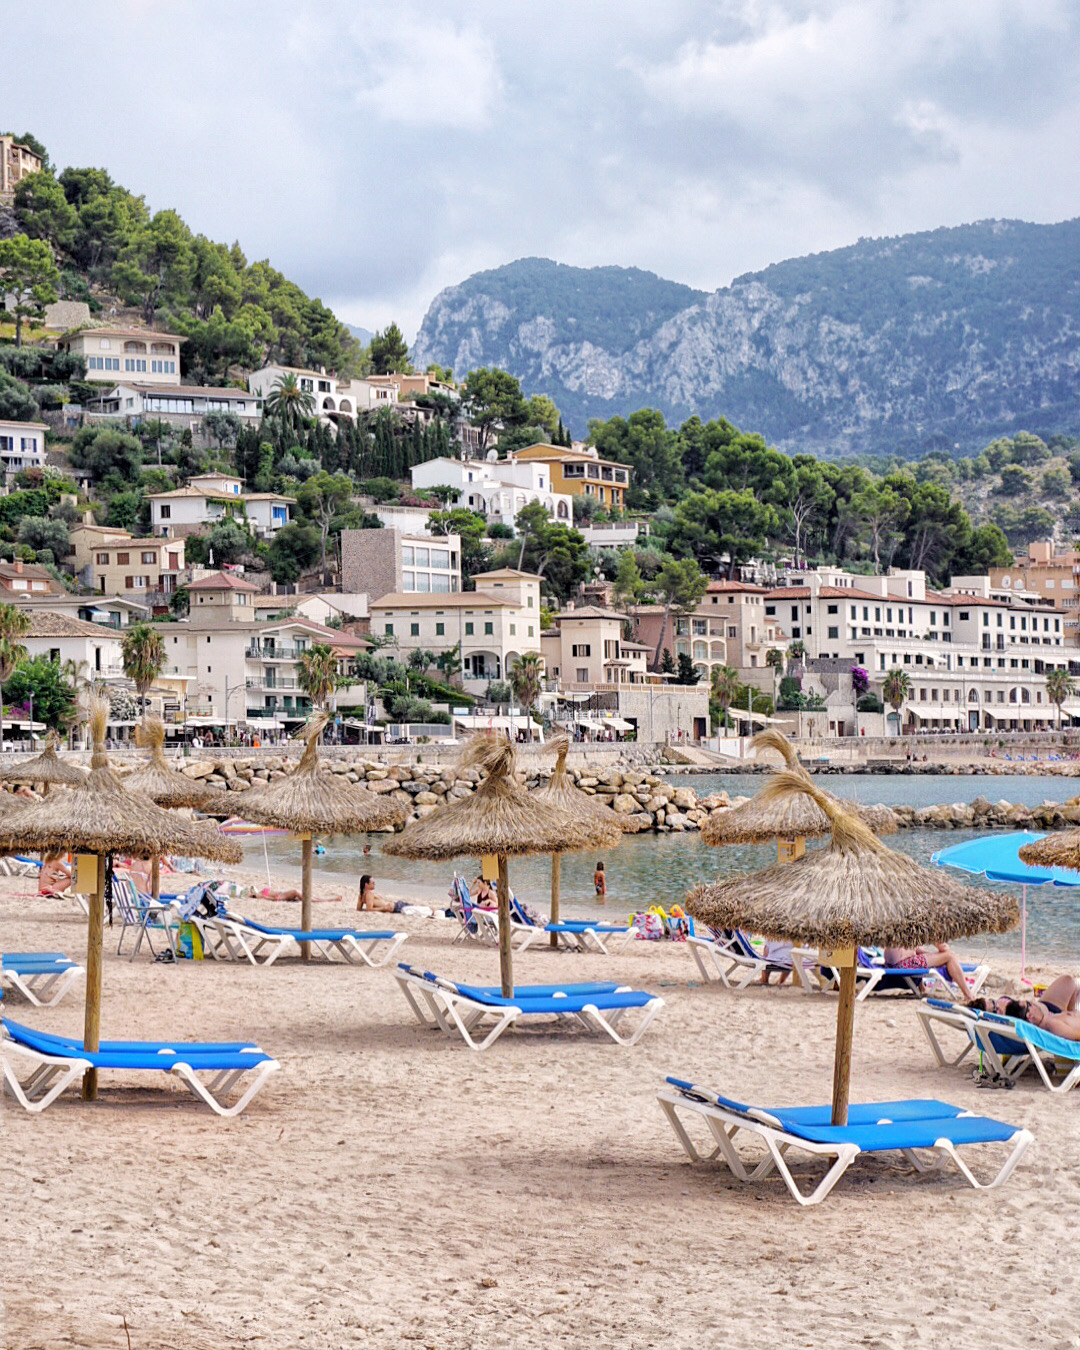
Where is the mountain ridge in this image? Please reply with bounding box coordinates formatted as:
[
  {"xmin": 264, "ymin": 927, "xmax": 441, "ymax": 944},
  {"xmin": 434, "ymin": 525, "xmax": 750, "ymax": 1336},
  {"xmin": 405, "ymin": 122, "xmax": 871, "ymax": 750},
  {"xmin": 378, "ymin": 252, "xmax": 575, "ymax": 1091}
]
[{"xmin": 413, "ymin": 219, "xmax": 1080, "ymax": 456}]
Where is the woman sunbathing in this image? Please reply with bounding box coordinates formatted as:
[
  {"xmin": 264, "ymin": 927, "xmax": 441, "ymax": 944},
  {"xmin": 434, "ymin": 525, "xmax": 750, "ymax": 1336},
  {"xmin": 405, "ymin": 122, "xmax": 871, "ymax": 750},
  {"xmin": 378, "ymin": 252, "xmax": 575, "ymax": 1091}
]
[
  {"xmin": 261, "ymin": 886, "xmax": 343, "ymax": 903},
  {"xmin": 883, "ymin": 943, "xmax": 972, "ymax": 995},
  {"xmin": 356, "ymin": 873, "xmax": 405, "ymax": 913},
  {"xmin": 39, "ymin": 853, "xmax": 72, "ymax": 895},
  {"xmin": 970, "ymin": 975, "xmax": 1080, "ymax": 1024}
]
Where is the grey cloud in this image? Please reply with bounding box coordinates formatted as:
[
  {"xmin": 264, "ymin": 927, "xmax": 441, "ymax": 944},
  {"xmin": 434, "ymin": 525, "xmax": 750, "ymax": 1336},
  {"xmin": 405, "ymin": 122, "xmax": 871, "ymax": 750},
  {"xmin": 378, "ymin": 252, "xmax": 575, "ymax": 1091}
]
[{"xmin": 4, "ymin": 0, "xmax": 1078, "ymax": 338}]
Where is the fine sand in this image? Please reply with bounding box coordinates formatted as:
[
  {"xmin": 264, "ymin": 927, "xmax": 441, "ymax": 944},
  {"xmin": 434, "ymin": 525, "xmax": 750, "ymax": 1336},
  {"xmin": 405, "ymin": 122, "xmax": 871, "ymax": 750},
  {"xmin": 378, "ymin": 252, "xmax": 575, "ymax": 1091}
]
[{"xmin": 2, "ymin": 866, "xmax": 1079, "ymax": 1350}]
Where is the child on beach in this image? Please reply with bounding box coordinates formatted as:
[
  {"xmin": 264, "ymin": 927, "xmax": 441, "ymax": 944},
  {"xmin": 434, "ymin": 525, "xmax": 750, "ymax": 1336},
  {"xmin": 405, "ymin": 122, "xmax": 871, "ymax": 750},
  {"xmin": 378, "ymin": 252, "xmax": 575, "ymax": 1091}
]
[{"xmin": 594, "ymin": 861, "xmax": 607, "ymax": 898}]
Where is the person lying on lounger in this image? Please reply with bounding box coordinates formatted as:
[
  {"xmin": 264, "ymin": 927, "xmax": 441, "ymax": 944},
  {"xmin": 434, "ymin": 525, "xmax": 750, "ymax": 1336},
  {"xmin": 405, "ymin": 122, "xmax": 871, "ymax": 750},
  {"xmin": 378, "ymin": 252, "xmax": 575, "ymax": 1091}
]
[
  {"xmin": 883, "ymin": 943, "xmax": 972, "ymax": 995},
  {"xmin": 756, "ymin": 938, "xmax": 793, "ymax": 986},
  {"xmin": 261, "ymin": 886, "xmax": 343, "ymax": 903},
  {"xmin": 970, "ymin": 975, "xmax": 1080, "ymax": 1021},
  {"xmin": 39, "ymin": 853, "xmax": 72, "ymax": 895}
]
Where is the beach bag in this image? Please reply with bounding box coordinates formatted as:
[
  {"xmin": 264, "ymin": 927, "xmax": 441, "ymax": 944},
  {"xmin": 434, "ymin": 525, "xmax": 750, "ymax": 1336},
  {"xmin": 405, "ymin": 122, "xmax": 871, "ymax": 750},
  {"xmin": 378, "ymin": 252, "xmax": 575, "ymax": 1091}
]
[
  {"xmin": 176, "ymin": 920, "xmax": 203, "ymax": 960},
  {"xmin": 631, "ymin": 911, "xmax": 665, "ymax": 940}
]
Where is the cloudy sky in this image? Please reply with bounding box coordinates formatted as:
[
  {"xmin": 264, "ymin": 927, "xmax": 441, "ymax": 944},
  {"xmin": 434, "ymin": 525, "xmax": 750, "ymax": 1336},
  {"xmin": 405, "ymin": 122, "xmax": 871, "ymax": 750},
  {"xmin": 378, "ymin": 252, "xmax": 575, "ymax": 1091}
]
[{"xmin": 8, "ymin": 1, "xmax": 1080, "ymax": 339}]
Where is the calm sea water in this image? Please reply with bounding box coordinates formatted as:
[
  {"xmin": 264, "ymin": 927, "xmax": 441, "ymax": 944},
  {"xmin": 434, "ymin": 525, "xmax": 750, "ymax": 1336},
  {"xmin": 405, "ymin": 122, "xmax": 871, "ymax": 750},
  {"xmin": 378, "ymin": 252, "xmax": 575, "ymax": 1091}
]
[{"xmin": 258, "ymin": 772, "xmax": 1080, "ymax": 961}]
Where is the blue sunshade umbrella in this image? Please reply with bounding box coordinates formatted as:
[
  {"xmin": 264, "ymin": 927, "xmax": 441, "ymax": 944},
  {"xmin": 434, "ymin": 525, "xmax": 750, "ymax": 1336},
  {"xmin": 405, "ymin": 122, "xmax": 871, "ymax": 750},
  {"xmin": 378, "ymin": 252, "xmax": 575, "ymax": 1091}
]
[{"xmin": 932, "ymin": 831, "xmax": 1080, "ymax": 978}]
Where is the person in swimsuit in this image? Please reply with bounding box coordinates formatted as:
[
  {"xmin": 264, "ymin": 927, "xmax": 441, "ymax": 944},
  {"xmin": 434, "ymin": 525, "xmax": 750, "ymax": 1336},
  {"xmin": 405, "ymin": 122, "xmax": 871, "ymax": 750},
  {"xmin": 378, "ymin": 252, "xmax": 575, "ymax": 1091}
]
[
  {"xmin": 593, "ymin": 861, "xmax": 607, "ymax": 898},
  {"xmin": 356, "ymin": 873, "xmax": 405, "ymax": 913},
  {"xmin": 970, "ymin": 975, "xmax": 1080, "ymax": 1021},
  {"xmin": 883, "ymin": 942, "xmax": 972, "ymax": 995}
]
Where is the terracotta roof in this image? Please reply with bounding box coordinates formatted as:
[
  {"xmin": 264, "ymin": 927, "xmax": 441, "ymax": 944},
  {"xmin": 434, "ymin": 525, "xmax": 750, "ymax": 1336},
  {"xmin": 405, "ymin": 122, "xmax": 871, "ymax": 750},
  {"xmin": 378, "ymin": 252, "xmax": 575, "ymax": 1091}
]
[
  {"xmin": 371, "ymin": 592, "xmax": 514, "ymax": 610},
  {"xmin": 59, "ymin": 326, "xmax": 185, "ymax": 343},
  {"xmin": 189, "ymin": 572, "xmax": 260, "ymax": 593},
  {"xmin": 25, "ymin": 611, "xmax": 124, "ymax": 638},
  {"xmin": 706, "ymin": 579, "xmax": 766, "ymax": 593},
  {"xmin": 763, "ymin": 587, "xmax": 811, "ymax": 599}
]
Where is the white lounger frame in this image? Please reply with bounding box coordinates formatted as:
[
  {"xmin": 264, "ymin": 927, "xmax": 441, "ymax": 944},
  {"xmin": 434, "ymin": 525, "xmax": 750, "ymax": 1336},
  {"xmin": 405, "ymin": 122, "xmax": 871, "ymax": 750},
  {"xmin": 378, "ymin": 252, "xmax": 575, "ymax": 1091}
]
[
  {"xmin": 685, "ymin": 935, "xmax": 765, "ymax": 988},
  {"xmin": 790, "ymin": 950, "xmax": 989, "ymax": 1002},
  {"xmin": 1, "ymin": 1040, "xmax": 280, "ymax": 1117},
  {"xmin": 195, "ymin": 916, "xmax": 407, "ymax": 967},
  {"xmin": 915, "ymin": 1003, "xmax": 980, "ymax": 1069},
  {"xmin": 657, "ymin": 1087, "xmax": 1033, "ymax": 1206},
  {"xmin": 514, "ymin": 922, "xmax": 635, "ymax": 955},
  {"xmin": 1, "ymin": 961, "xmax": 84, "ymax": 1008},
  {"xmin": 394, "ymin": 968, "xmax": 663, "ymax": 1051},
  {"xmin": 970, "ymin": 1020, "xmax": 1080, "ymax": 1095}
]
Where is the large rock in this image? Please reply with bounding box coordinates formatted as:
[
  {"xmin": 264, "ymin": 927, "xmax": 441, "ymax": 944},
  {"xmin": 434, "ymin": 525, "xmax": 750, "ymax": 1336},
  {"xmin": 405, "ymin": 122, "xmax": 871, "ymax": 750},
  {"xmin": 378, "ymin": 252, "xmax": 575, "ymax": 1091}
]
[
  {"xmin": 672, "ymin": 787, "xmax": 697, "ymax": 811},
  {"xmin": 414, "ymin": 791, "xmax": 440, "ymax": 806},
  {"xmin": 367, "ymin": 779, "xmax": 401, "ymax": 794},
  {"xmin": 612, "ymin": 793, "xmax": 638, "ymax": 814}
]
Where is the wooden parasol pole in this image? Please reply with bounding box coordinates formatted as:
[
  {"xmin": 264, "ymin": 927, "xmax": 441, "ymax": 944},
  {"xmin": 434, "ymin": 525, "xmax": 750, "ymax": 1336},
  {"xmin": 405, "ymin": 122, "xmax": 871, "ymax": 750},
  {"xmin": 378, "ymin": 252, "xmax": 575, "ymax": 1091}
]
[
  {"xmin": 549, "ymin": 851, "xmax": 561, "ymax": 948},
  {"xmin": 497, "ymin": 853, "xmax": 513, "ymax": 996},
  {"xmin": 82, "ymin": 853, "xmax": 106, "ymax": 1100},
  {"xmin": 151, "ymin": 855, "xmax": 160, "ymax": 902},
  {"xmin": 831, "ymin": 955, "xmax": 857, "ymax": 1126},
  {"xmin": 300, "ymin": 833, "xmax": 312, "ymax": 961}
]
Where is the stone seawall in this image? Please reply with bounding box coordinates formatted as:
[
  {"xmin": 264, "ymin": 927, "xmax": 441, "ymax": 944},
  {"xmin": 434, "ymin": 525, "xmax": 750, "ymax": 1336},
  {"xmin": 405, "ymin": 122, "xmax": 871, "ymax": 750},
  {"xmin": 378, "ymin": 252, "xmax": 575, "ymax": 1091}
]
[{"xmin": 164, "ymin": 754, "xmax": 1080, "ymax": 836}]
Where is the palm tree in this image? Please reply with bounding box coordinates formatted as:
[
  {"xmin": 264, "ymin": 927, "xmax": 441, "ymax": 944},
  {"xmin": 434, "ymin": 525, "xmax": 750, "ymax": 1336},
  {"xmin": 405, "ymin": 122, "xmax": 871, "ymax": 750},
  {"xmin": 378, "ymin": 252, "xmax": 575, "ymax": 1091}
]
[
  {"xmin": 882, "ymin": 668, "xmax": 912, "ymax": 737},
  {"xmin": 509, "ymin": 652, "xmax": 545, "ymax": 720},
  {"xmin": 710, "ymin": 663, "xmax": 741, "ymax": 737},
  {"xmin": 297, "ymin": 643, "xmax": 341, "ymax": 712},
  {"xmin": 1046, "ymin": 666, "xmax": 1076, "ymax": 731},
  {"xmin": 121, "ymin": 622, "xmax": 166, "ymax": 716},
  {"xmin": 765, "ymin": 646, "xmax": 784, "ymax": 707},
  {"xmin": 0, "ymin": 602, "xmax": 30, "ymax": 752},
  {"xmin": 265, "ymin": 373, "xmax": 315, "ymax": 435}
]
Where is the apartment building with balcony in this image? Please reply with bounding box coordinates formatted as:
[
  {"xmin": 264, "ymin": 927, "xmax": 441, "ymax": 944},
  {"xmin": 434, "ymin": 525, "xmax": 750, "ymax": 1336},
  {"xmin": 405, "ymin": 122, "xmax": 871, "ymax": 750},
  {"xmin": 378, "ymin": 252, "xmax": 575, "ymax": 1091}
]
[
  {"xmin": 631, "ymin": 579, "xmax": 776, "ymax": 683},
  {"xmin": 68, "ymin": 526, "xmax": 185, "ymax": 603},
  {"xmin": 0, "ymin": 136, "xmax": 42, "ymax": 203},
  {"xmin": 90, "ymin": 383, "xmax": 262, "ymax": 433},
  {"xmin": 57, "ymin": 327, "xmax": 184, "ymax": 384},
  {"xmin": 541, "ymin": 606, "xmax": 648, "ymax": 686},
  {"xmin": 148, "ymin": 473, "xmax": 293, "ymax": 539},
  {"xmin": 512, "ymin": 444, "xmax": 631, "ymax": 510},
  {"xmin": 987, "ymin": 540, "xmax": 1080, "ymax": 614},
  {"xmin": 247, "ymin": 364, "xmax": 402, "ymax": 423},
  {"xmin": 22, "ymin": 612, "xmax": 126, "ymax": 682},
  {"xmin": 410, "ymin": 455, "xmax": 574, "ymax": 528},
  {"xmin": 0, "ymin": 418, "xmax": 47, "ymax": 481},
  {"xmin": 370, "ymin": 568, "xmax": 542, "ymax": 692},
  {"xmin": 764, "ymin": 566, "xmax": 1070, "ymax": 733}
]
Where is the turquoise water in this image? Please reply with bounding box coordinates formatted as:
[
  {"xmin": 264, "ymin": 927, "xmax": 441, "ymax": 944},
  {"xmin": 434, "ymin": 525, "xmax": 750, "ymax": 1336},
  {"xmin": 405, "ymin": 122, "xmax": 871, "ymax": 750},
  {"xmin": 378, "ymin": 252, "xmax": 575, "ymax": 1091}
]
[{"xmin": 257, "ymin": 772, "xmax": 1080, "ymax": 960}]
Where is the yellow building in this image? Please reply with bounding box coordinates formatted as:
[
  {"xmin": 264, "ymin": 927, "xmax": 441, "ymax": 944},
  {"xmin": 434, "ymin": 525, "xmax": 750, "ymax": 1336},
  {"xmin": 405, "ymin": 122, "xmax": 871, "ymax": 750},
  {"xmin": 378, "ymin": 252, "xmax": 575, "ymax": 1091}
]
[
  {"xmin": 511, "ymin": 444, "xmax": 630, "ymax": 510},
  {"xmin": 0, "ymin": 136, "xmax": 42, "ymax": 203}
]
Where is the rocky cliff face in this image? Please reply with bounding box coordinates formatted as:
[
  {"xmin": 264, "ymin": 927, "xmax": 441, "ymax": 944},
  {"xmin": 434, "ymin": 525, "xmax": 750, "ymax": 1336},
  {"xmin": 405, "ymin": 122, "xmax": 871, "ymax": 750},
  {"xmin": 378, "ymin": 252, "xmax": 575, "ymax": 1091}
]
[{"xmin": 413, "ymin": 220, "xmax": 1080, "ymax": 455}]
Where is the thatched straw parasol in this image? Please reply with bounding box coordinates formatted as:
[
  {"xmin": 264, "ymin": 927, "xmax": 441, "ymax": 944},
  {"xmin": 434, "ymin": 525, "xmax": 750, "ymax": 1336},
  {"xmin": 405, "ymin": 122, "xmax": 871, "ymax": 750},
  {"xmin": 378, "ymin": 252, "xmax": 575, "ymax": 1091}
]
[
  {"xmin": 1019, "ymin": 832, "xmax": 1080, "ymax": 872},
  {"xmin": 0, "ymin": 697, "xmax": 242, "ymax": 1099},
  {"xmin": 687, "ymin": 770, "xmax": 1019, "ymax": 1125},
  {"xmin": 200, "ymin": 713, "xmax": 406, "ymax": 956},
  {"xmin": 123, "ymin": 715, "xmax": 218, "ymax": 901},
  {"xmin": 534, "ymin": 736, "xmax": 624, "ymax": 946},
  {"xmin": 0, "ymin": 733, "xmax": 86, "ymax": 794},
  {"xmin": 700, "ymin": 729, "xmax": 898, "ymax": 854},
  {"xmin": 383, "ymin": 733, "xmax": 598, "ymax": 994}
]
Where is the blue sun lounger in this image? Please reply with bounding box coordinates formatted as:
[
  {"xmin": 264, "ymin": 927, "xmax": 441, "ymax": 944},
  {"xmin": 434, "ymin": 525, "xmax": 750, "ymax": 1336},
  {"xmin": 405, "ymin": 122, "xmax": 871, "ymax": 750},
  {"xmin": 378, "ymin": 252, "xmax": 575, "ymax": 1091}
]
[
  {"xmin": 506, "ymin": 901, "xmax": 634, "ymax": 954},
  {"xmin": 1, "ymin": 952, "xmax": 84, "ymax": 1008},
  {"xmin": 393, "ymin": 963, "xmax": 663, "ymax": 1050},
  {"xmin": 657, "ymin": 1078, "xmax": 1033, "ymax": 1205},
  {"xmin": 1, "ymin": 1017, "xmax": 280, "ymax": 1116},
  {"xmin": 194, "ymin": 912, "xmax": 408, "ymax": 966},
  {"xmin": 970, "ymin": 1012, "xmax": 1080, "ymax": 1094}
]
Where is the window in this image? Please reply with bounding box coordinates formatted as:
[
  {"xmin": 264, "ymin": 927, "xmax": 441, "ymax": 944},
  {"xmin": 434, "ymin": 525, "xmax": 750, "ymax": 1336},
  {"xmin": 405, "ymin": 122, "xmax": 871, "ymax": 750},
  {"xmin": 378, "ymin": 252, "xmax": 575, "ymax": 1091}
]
[
  {"xmin": 572, "ymin": 644, "xmax": 592, "ymax": 657},
  {"xmin": 509, "ymin": 623, "xmax": 516, "ymax": 636},
  {"xmin": 484, "ymin": 622, "xmax": 493, "ymax": 636},
  {"xmin": 160, "ymin": 505, "xmax": 171, "ymax": 520},
  {"xmin": 116, "ymin": 552, "xmax": 129, "ymax": 564},
  {"xmin": 410, "ymin": 623, "xmax": 419, "ymax": 636},
  {"xmin": 124, "ymin": 575, "xmax": 133, "ymax": 588},
  {"xmin": 414, "ymin": 547, "xmax": 429, "ymax": 567},
  {"xmin": 827, "ymin": 604, "xmax": 838, "ymax": 615},
  {"xmin": 576, "ymin": 668, "xmax": 589, "ymax": 682},
  {"xmin": 384, "ymin": 624, "xmax": 394, "ymax": 636},
  {"xmin": 430, "ymin": 549, "xmax": 450, "ymax": 569},
  {"xmin": 124, "ymin": 358, "xmax": 147, "ymax": 372},
  {"xmin": 528, "ymin": 625, "xmax": 534, "ymax": 637},
  {"xmin": 959, "ymin": 611, "xmax": 969, "ymax": 620},
  {"xmin": 465, "ymin": 621, "xmax": 474, "ymax": 636},
  {"xmin": 141, "ymin": 551, "xmax": 155, "ymax": 564},
  {"xmin": 95, "ymin": 552, "xmax": 109, "ymax": 565},
  {"xmin": 828, "ymin": 626, "xmax": 839, "ymax": 640},
  {"xmin": 401, "ymin": 546, "xmax": 414, "ymax": 566},
  {"xmin": 435, "ymin": 622, "xmax": 445, "ymax": 637},
  {"xmin": 402, "ymin": 572, "xmax": 415, "ymax": 591}
]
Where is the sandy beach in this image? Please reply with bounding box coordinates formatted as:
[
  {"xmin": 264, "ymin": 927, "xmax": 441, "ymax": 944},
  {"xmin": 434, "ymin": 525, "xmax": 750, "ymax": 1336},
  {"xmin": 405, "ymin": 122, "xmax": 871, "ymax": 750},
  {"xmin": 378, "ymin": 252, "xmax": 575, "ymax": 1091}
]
[{"xmin": 3, "ymin": 866, "xmax": 1079, "ymax": 1350}]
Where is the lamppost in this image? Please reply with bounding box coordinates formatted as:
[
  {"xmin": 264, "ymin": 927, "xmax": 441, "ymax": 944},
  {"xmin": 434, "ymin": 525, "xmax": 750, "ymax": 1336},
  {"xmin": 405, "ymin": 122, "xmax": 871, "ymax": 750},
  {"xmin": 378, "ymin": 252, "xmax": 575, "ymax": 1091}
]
[{"xmin": 223, "ymin": 677, "xmax": 244, "ymax": 744}]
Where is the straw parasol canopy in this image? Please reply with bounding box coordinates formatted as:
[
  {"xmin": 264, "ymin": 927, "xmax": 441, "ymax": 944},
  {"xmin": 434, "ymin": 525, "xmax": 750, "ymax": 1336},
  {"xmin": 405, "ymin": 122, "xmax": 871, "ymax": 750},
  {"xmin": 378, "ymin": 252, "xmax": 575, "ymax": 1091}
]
[
  {"xmin": 687, "ymin": 770, "xmax": 1019, "ymax": 1125},
  {"xmin": 532, "ymin": 735, "xmax": 624, "ymax": 942},
  {"xmin": 0, "ymin": 733, "xmax": 86, "ymax": 791},
  {"xmin": 700, "ymin": 729, "xmax": 897, "ymax": 847},
  {"xmin": 201, "ymin": 713, "xmax": 406, "ymax": 953},
  {"xmin": 1018, "ymin": 832, "xmax": 1080, "ymax": 873},
  {"xmin": 384, "ymin": 733, "xmax": 599, "ymax": 992},
  {"xmin": 123, "ymin": 715, "xmax": 216, "ymax": 809},
  {"xmin": 0, "ymin": 696, "xmax": 242, "ymax": 1100}
]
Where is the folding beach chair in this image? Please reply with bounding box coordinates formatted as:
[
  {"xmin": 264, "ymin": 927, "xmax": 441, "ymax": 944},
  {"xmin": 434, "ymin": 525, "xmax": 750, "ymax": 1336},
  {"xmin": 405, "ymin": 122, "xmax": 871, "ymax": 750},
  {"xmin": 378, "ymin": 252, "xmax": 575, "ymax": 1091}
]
[
  {"xmin": 0, "ymin": 952, "xmax": 84, "ymax": 1008},
  {"xmin": 658, "ymin": 1078, "xmax": 1033, "ymax": 1206},
  {"xmin": 393, "ymin": 964, "xmax": 663, "ymax": 1051},
  {"xmin": 113, "ymin": 874, "xmax": 177, "ymax": 962},
  {"xmin": 448, "ymin": 874, "xmax": 498, "ymax": 944},
  {"xmin": 1, "ymin": 1017, "xmax": 280, "ymax": 1117}
]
